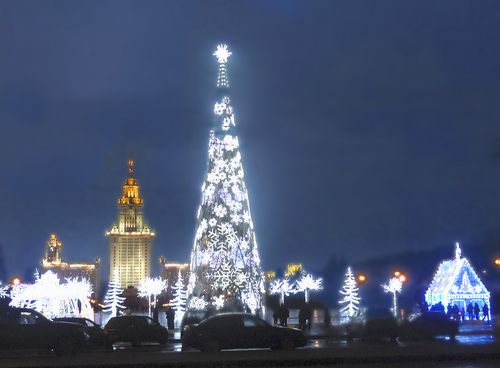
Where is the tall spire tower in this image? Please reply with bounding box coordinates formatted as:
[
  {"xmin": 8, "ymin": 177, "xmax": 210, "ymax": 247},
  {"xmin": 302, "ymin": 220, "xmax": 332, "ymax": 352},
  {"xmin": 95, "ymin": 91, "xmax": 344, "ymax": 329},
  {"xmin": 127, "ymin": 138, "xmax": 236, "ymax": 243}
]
[
  {"xmin": 107, "ymin": 160, "xmax": 154, "ymax": 288},
  {"xmin": 187, "ymin": 44, "xmax": 264, "ymax": 313}
]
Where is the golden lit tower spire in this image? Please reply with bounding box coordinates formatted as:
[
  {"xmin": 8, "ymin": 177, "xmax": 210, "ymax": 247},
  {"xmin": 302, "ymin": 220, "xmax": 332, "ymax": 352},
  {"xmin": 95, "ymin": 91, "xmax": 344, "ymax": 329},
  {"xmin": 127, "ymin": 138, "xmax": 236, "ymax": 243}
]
[
  {"xmin": 44, "ymin": 233, "xmax": 62, "ymax": 263},
  {"xmin": 107, "ymin": 160, "xmax": 154, "ymax": 288},
  {"xmin": 118, "ymin": 159, "xmax": 143, "ymax": 206},
  {"xmin": 128, "ymin": 159, "xmax": 134, "ymax": 176}
]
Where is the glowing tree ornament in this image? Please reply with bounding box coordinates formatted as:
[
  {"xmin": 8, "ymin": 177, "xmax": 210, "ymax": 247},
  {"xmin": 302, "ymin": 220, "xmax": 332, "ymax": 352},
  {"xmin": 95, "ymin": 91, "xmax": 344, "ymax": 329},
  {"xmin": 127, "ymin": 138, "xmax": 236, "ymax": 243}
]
[
  {"xmin": 103, "ymin": 271, "xmax": 126, "ymax": 318},
  {"xmin": 270, "ymin": 278, "xmax": 297, "ymax": 305},
  {"xmin": 339, "ymin": 267, "xmax": 361, "ymax": 322},
  {"xmin": 382, "ymin": 277, "xmax": 403, "ymax": 318},
  {"xmin": 138, "ymin": 277, "xmax": 167, "ymax": 317},
  {"xmin": 187, "ymin": 44, "xmax": 264, "ymax": 313},
  {"xmin": 7, "ymin": 270, "xmax": 93, "ymax": 319},
  {"xmin": 171, "ymin": 270, "xmax": 187, "ymax": 328},
  {"xmin": 296, "ymin": 272, "xmax": 323, "ymax": 303}
]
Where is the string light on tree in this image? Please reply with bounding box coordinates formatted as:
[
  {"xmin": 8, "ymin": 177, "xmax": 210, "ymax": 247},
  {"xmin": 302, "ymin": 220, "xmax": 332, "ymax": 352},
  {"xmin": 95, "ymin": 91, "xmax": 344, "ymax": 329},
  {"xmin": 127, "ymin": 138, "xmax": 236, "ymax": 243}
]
[
  {"xmin": 138, "ymin": 277, "xmax": 167, "ymax": 318},
  {"xmin": 296, "ymin": 272, "xmax": 323, "ymax": 303},
  {"xmin": 171, "ymin": 270, "xmax": 187, "ymax": 328},
  {"xmin": 269, "ymin": 278, "xmax": 297, "ymax": 305},
  {"xmin": 5, "ymin": 270, "xmax": 93, "ymax": 319},
  {"xmin": 187, "ymin": 44, "xmax": 264, "ymax": 313},
  {"xmin": 103, "ymin": 270, "xmax": 126, "ymax": 320},
  {"xmin": 382, "ymin": 277, "xmax": 403, "ymax": 318},
  {"xmin": 339, "ymin": 267, "xmax": 361, "ymax": 322}
]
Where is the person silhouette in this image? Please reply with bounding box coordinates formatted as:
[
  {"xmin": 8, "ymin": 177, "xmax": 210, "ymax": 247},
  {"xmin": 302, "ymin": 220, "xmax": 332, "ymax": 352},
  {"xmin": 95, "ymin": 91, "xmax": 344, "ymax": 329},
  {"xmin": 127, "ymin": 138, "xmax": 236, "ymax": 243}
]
[
  {"xmin": 482, "ymin": 304, "xmax": 490, "ymax": 322},
  {"xmin": 272, "ymin": 308, "xmax": 279, "ymax": 325},
  {"xmin": 446, "ymin": 303, "xmax": 453, "ymax": 319},
  {"xmin": 473, "ymin": 303, "xmax": 480, "ymax": 320},
  {"xmin": 466, "ymin": 303, "xmax": 473, "ymax": 320}
]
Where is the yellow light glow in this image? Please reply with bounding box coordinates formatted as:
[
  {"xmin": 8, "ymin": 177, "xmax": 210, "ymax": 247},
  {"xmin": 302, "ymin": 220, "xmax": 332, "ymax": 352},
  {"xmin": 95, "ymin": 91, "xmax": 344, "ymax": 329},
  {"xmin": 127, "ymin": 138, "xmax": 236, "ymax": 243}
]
[
  {"xmin": 357, "ymin": 274, "xmax": 367, "ymax": 283},
  {"xmin": 285, "ymin": 263, "xmax": 303, "ymax": 277},
  {"xmin": 495, "ymin": 258, "xmax": 500, "ymax": 266}
]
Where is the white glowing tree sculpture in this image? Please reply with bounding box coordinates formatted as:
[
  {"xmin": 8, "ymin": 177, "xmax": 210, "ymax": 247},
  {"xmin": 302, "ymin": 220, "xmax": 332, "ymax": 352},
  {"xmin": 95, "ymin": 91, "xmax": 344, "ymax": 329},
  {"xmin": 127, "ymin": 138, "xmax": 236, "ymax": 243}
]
[
  {"xmin": 0, "ymin": 284, "xmax": 9, "ymax": 299},
  {"xmin": 7, "ymin": 270, "xmax": 93, "ymax": 319},
  {"xmin": 339, "ymin": 267, "xmax": 361, "ymax": 322},
  {"xmin": 138, "ymin": 277, "xmax": 167, "ymax": 318},
  {"xmin": 270, "ymin": 278, "xmax": 297, "ymax": 305},
  {"xmin": 187, "ymin": 44, "xmax": 264, "ymax": 314},
  {"xmin": 171, "ymin": 270, "xmax": 187, "ymax": 328},
  {"xmin": 103, "ymin": 272, "xmax": 126, "ymax": 318},
  {"xmin": 382, "ymin": 277, "xmax": 403, "ymax": 318},
  {"xmin": 296, "ymin": 272, "xmax": 323, "ymax": 303}
]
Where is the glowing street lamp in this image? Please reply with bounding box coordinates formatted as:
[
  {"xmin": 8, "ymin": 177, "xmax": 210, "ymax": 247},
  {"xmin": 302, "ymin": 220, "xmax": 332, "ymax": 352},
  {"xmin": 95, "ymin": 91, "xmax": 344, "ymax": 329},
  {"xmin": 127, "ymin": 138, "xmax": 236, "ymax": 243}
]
[
  {"xmin": 394, "ymin": 270, "xmax": 408, "ymax": 283},
  {"xmin": 494, "ymin": 257, "xmax": 500, "ymax": 266},
  {"xmin": 356, "ymin": 273, "xmax": 367, "ymax": 284}
]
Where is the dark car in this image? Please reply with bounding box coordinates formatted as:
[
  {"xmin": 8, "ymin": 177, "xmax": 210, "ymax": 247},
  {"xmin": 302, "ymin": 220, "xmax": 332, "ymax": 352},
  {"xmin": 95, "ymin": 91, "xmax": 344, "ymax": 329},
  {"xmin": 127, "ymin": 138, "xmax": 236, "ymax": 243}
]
[
  {"xmin": 399, "ymin": 312, "xmax": 459, "ymax": 340},
  {"xmin": 103, "ymin": 315, "xmax": 168, "ymax": 346},
  {"xmin": 54, "ymin": 317, "xmax": 108, "ymax": 346},
  {"xmin": 0, "ymin": 308, "xmax": 87, "ymax": 355},
  {"xmin": 359, "ymin": 308, "xmax": 399, "ymax": 342},
  {"xmin": 180, "ymin": 310, "xmax": 208, "ymax": 337},
  {"xmin": 182, "ymin": 312, "xmax": 307, "ymax": 352}
]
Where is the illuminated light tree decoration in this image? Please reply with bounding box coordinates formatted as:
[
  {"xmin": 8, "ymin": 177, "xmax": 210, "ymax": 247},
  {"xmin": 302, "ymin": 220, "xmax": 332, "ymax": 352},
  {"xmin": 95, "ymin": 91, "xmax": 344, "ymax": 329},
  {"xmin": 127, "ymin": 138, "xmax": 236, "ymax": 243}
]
[
  {"xmin": 382, "ymin": 277, "xmax": 403, "ymax": 318},
  {"xmin": 425, "ymin": 242, "xmax": 491, "ymax": 320},
  {"xmin": 138, "ymin": 277, "xmax": 167, "ymax": 318},
  {"xmin": 339, "ymin": 267, "xmax": 361, "ymax": 322},
  {"xmin": 6, "ymin": 270, "xmax": 93, "ymax": 319},
  {"xmin": 187, "ymin": 44, "xmax": 264, "ymax": 313},
  {"xmin": 103, "ymin": 271, "xmax": 126, "ymax": 318},
  {"xmin": 171, "ymin": 270, "xmax": 187, "ymax": 328},
  {"xmin": 296, "ymin": 272, "xmax": 323, "ymax": 303},
  {"xmin": 269, "ymin": 278, "xmax": 297, "ymax": 305}
]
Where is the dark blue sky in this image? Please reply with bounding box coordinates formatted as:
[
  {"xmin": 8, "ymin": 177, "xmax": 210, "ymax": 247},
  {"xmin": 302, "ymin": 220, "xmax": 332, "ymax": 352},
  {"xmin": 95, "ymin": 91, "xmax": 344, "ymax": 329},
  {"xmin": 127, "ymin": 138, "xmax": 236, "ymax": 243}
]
[{"xmin": 0, "ymin": 1, "xmax": 499, "ymax": 280}]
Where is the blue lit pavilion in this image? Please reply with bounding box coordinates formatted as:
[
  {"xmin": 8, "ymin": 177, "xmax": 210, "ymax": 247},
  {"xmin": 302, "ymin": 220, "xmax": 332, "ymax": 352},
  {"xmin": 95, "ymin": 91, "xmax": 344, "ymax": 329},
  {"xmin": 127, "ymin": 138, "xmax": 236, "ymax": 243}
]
[{"xmin": 425, "ymin": 243, "xmax": 491, "ymax": 320}]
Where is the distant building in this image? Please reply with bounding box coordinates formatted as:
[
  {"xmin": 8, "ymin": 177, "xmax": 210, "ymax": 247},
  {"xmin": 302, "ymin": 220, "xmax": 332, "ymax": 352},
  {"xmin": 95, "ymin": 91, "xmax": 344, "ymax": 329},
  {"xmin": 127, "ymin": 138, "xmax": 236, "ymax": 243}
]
[
  {"xmin": 425, "ymin": 243, "xmax": 491, "ymax": 319},
  {"xmin": 159, "ymin": 257, "xmax": 189, "ymax": 300},
  {"xmin": 40, "ymin": 233, "xmax": 100, "ymax": 295},
  {"xmin": 107, "ymin": 160, "xmax": 154, "ymax": 289}
]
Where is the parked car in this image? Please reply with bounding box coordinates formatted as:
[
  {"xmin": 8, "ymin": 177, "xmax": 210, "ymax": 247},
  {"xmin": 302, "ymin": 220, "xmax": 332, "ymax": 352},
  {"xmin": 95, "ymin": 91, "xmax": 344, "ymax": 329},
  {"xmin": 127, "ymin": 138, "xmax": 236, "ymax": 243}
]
[
  {"xmin": 54, "ymin": 317, "xmax": 108, "ymax": 346},
  {"xmin": 399, "ymin": 312, "xmax": 459, "ymax": 340},
  {"xmin": 182, "ymin": 312, "xmax": 307, "ymax": 352},
  {"xmin": 359, "ymin": 308, "xmax": 399, "ymax": 342},
  {"xmin": 0, "ymin": 308, "xmax": 87, "ymax": 355},
  {"xmin": 103, "ymin": 315, "xmax": 168, "ymax": 346},
  {"xmin": 180, "ymin": 310, "xmax": 208, "ymax": 337}
]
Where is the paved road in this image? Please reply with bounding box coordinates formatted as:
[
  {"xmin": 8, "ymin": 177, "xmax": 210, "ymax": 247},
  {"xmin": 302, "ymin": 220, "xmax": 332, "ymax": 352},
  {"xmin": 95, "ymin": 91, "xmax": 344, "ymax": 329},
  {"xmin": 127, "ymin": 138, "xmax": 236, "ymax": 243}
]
[{"xmin": 1, "ymin": 335, "xmax": 499, "ymax": 368}]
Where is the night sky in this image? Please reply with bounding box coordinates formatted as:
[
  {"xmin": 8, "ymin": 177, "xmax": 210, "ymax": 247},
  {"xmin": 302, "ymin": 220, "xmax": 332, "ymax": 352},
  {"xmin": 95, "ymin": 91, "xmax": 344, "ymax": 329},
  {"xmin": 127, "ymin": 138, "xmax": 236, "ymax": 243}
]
[{"xmin": 0, "ymin": 1, "xmax": 499, "ymax": 281}]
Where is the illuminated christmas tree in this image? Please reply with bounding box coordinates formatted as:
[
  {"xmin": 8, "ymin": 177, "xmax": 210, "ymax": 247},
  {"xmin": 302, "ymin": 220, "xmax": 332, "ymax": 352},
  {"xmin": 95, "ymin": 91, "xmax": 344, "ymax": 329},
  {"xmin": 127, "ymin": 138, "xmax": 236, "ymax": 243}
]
[
  {"xmin": 103, "ymin": 271, "xmax": 126, "ymax": 318},
  {"xmin": 338, "ymin": 267, "xmax": 360, "ymax": 322},
  {"xmin": 187, "ymin": 44, "xmax": 264, "ymax": 313},
  {"xmin": 171, "ymin": 270, "xmax": 187, "ymax": 328}
]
